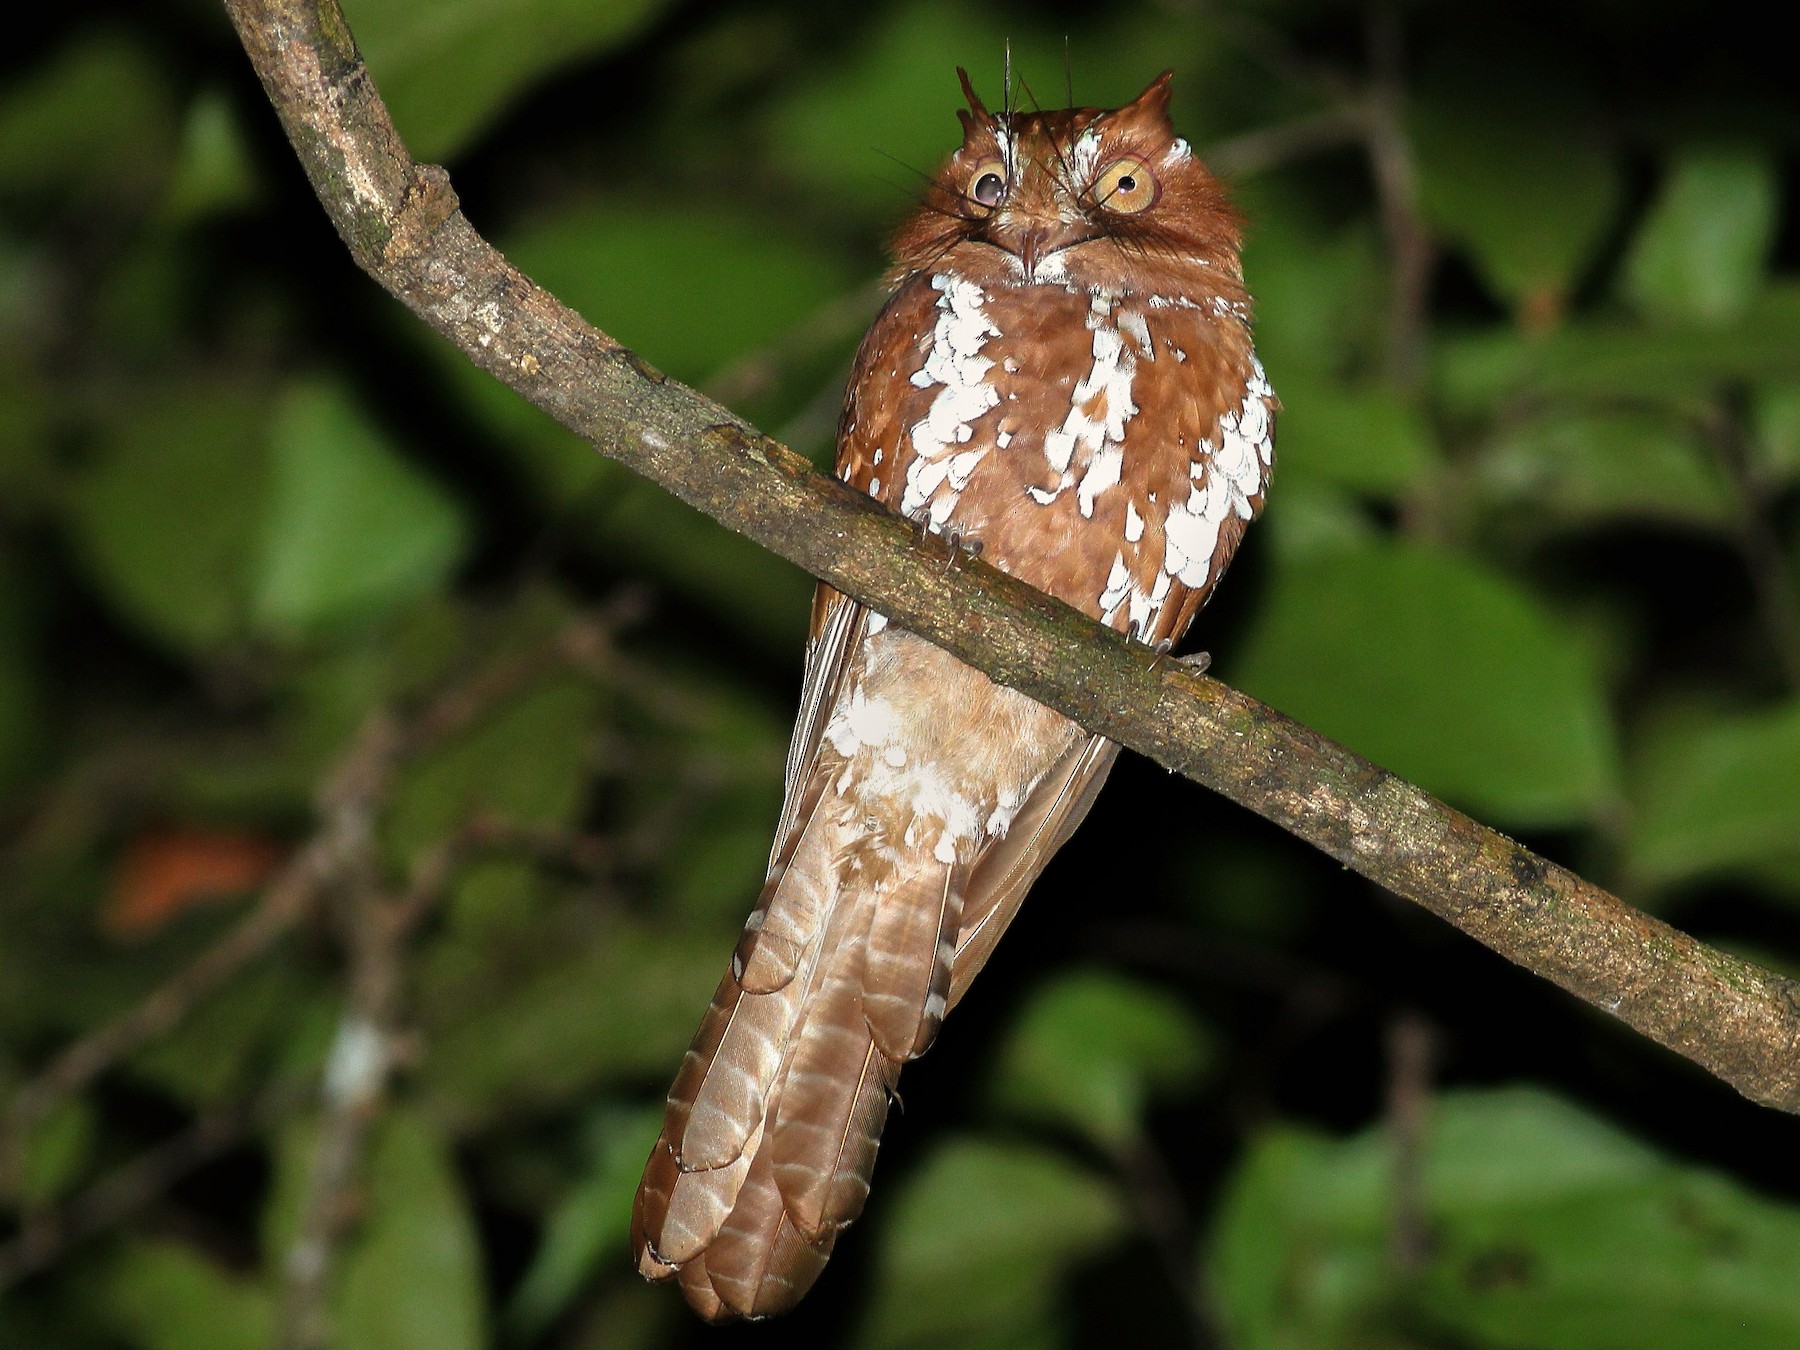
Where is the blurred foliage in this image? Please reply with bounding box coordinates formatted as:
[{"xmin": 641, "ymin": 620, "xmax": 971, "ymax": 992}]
[
  {"xmin": 1211, "ymin": 1088, "xmax": 1800, "ymax": 1348},
  {"xmin": 3, "ymin": 1, "xmax": 1800, "ymax": 1348}
]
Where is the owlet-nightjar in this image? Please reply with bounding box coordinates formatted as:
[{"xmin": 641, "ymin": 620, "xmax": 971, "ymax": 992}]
[{"xmin": 633, "ymin": 68, "xmax": 1275, "ymax": 1322}]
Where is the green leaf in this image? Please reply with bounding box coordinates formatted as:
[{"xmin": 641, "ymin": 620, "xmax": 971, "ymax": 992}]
[
  {"xmin": 0, "ymin": 31, "xmax": 175, "ymax": 204},
  {"xmin": 68, "ymin": 380, "xmax": 271, "ymax": 656},
  {"xmin": 350, "ymin": 0, "xmax": 671, "ymax": 161},
  {"xmin": 253, "ymin": 380, "xmax": 468, "ymax": 637},
  {"xmin": 419, "ymin": 914, "xmax": 722, "ymax": 1124},
  {"xmin": 0, "ymin": 345, "xmax": 55, "ymax": 515},
  {"xmin": 104, "ymin": 1240, "xmax": 274, "ymax": 1350},
  {"xmin": 262, "ymin": 1109, "xmax": 487, "ymax": 1350},
  {"xmin": 853, "ymin": 1138, "xmax": 1125, "ymax": 1350},
  {"xmin": 435, "ymin": 203, "xmax": 842, "ymax": 649},
  {"xmin": 1210, "ymin": 1087, "xmax": 1800, "ymax": 1350},
  {"xmin": 1624, "ymin": 147, "xmax": 1778, "ymax": 327},
  {"xmin": 1412, "ymin": 86, "xmax": 1622, "ymax": 314},
  {"xmin": 505, "ymin": 1103, "xmax": 664, "ymax": 1337},
  {"xmin": 1475, "ymin": 408, "xmax": 1733, "ymax": 530},
  {"xmin": 337, "ymin": 1111, "xmax": 487, "ymax": 1350},
  {"xmin": 1628, "ymin": 700, "xmax": 1800, "ymax": 890},
  {"xmin": 1435, "ymin": 286, "xmax": 1800, "ymax": 414},
  {"xmin": 159, "ymin": 89, "xmax": 261, "ymax": 226},
  {"xmin": 989, "ymin": 969, "xmax": 1214, "ymax": 1151},
  {"xmin": 504, "ymin": 204, "xmax": 857, "ymax": 388},
  {"xmin": 339, "ymin": 1117, "xmax": 487, "ymax": 1347},
  {"xmin": 1258, "ymin": 481, "xmax": 1380, "ymax": 565},
  {"xmin": 385, "ymin": 675, "xmax": 598, "ymax": 865},
  {"xmin": 1235, "ymin": 194, "xmax": 1384, "ymax": 379},
  {"xmin": 1269, "ymin": 373, "xmax": 1437, "ymax": 497},
  {"xmin": 1752, "ymin": 383, "xmax": 1800, "ymax": 483},
  {"xmin": 14, "ymin": 1099, "xmax": 95, "ymax": 1206},
  {"xmin": 1226, "ymin": 539, "xmax": 1617, "ymax": 826},
  {"xmin": 129, "ymin": 961, "xmax": 320, "ymax": 1107},
  {"xmin": 578, "ymin": 475, "xmax": 813, "ymax": 653}
]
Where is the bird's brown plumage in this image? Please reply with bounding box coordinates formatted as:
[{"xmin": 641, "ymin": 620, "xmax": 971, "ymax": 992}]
[{"xmin": 632, "ymin": 68, "xmax": 1275, "ymax": 1321}]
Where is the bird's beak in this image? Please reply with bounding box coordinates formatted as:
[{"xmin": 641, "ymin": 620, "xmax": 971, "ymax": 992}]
[{"xmin": 1017, "ymin": 227, "xmax": 1048, "ymax": 281}]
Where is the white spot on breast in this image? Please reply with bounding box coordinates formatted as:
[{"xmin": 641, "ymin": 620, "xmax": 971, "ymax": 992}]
[
  {"xmin": 903, "ymin": 275, "xmax": 1002, "ymax": 522},
  {"xmin": 947, "ymin": 447, "xmax": 989, "ymax": 489},
  {"xmin": 1125, "ymin": 501, "xmax": 1145, "ymax": 542},
  {"xmin": 1217, "ymin": 358, "xmax": 1275, "ymax": 504},
  {"xmin": 869, "ymin": 476, "xmax": 881, "ymax": 494},
  {"xmin": 1077, "ymin": 443, "xmax": 1123, "ymax": 517},
  {"xmin": 996, "ymin": 430, "xmax": 1013, "ymax": 448},
  {"xmin": 1099, "ymin": 552, "xmax": 1132, "ymax": 616},
  {"xmin": 1165, "ymin": 521, "xmax": 1216, "ymax": 586},
  {"xmin": 1128, "ymin": 570, "xmax": 1173, "ymax": 635},
  {"xmin": 1041, "ymin": 293, "xmax": 1139, "ymax": 503},
  {"xmin": 1157, "ymin": 354, "xmax": 1275, "ymax": 586},
  {"xmin": 1119, "ymin": 309, "xmax": 1153, "ymax": 358},
  {"xmin": 907, "ymin": 456, "xmax": 952, "ymax": 504}
]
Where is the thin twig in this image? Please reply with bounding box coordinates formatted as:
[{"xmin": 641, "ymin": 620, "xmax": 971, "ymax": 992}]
[
  {"xmin": 702, "ymin": 280, "xmax": 887, "ymax": 409},
  {"xmin": 402, "ymin": 593, "xmax": 647, "ymax": 752},
  {"xmin": 0, "ymin": 1087, "xmax": 300, "ymax": 1291},
  {"xmin": 1362, "ymin": 2, "xmax": 1433, "ymax": 390},
  {"xmin": 1385, "ymin": 1012, "xmax": 1435, "ymax": 1275},
  {"xmin": 217, "ymin": 0, "xmax": 1800, "ymax": 1117},
  {"xmin": 278, "ymin": 832, "xmax": 455, "ymax": 1348},
  {"xmin": 1116, "ymin": 1136, "xmax": 1219, "ymax": 1349},
  {"xmin": 0, "ymin": 605, "xmax": 642, "ymax": 1200},
  {"xmin": 1203, "ymin": 104, "xmax": 1371, "ymax": 182},
  {"xmin": 0, "ymin": 714, "xmax": 401, "ymax": 1188},
  {"xmin": 1708, "ymin": 395, "xmax": 1800, "ymax": 690}
]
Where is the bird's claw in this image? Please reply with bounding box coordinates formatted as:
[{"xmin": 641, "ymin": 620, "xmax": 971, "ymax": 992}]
[{"xmin": 940, "ymin": 524, "xmax": 984, "ymax": 574}]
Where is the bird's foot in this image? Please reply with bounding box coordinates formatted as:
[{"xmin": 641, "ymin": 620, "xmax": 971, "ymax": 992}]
[{"xmin": 940, "ymin": 524, "xmax": 984, "ymax": 574}]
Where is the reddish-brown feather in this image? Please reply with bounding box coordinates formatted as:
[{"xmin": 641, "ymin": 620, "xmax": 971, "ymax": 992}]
[{"xmin": 633, "ymin": 68, "xmax": 1273, "ymax": 1322}]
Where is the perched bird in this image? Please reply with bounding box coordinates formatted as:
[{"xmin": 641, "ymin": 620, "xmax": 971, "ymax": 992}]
[{"xmin": 632, "ymin": 68, "xmax": 1275, "ymax": 1321}]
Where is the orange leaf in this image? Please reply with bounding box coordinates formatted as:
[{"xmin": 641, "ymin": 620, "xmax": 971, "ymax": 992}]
[{"xmin": 104, "ymin": 826, "xmax": 285, "ymax": 939}]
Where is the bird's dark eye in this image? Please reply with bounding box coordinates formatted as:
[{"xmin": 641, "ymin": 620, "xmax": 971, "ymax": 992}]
[{"xmin": 970, "ymin": 165, "xmax": 1006, "ymax": 208}]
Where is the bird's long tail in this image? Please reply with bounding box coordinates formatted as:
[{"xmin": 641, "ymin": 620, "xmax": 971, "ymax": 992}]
[{"xmin": 631, "ymin": 790, "xmax": 964, "ymax": 1322}]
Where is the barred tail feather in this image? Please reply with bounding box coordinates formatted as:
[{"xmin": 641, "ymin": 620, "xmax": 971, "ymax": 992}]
[{"xmin": 634, "ymin": 815, "xmax": 966, "ymax": 1319}]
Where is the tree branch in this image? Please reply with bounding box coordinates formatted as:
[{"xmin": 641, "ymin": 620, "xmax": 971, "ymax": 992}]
[{"xmin": 220, "ymin": 0, "xmax": 1800, "ymax": 1115}]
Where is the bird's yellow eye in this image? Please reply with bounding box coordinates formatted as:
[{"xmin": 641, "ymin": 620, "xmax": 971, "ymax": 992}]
[
  {"xmin": 967, "ymin": 159, "xmax": 1007, "ymax": 209},
  {"xmin": 1092, "ymin": 155, "xmax": 1159, "ymax": 213}
]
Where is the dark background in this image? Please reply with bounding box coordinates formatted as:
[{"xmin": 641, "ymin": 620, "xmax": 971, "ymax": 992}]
[{"xmin": 4, "ymin": 0, "xmax": 1800, "ymax": 1346}]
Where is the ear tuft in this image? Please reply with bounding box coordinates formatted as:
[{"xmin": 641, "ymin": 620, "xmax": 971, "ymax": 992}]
[
  {"xmin": 1124, "ymin": 70, "xmax": 1174, "ymax": 124},
  {"xmin": 957, "ymin": 67, "xmax": 989, "ymax": 121}
]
